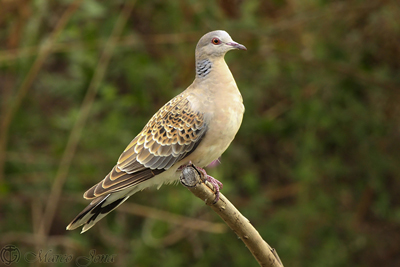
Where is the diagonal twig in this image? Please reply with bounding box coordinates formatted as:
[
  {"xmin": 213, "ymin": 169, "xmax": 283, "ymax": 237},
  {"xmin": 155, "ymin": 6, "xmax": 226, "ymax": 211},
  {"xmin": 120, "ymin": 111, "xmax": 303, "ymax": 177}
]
[
  {"xmin": 0, "ymin": 0, "xmax": 84, "ymax": 183},
  {"xmin": 37, "ymin": 1, "xmax": 136, "ymax": 239}
]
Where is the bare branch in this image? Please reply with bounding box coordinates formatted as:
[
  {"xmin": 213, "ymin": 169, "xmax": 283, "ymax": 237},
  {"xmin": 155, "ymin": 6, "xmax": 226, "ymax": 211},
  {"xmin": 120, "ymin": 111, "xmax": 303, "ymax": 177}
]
[
  {"xmin": 180, "ymin": 164, "xmax": 284, "ymax": 267},
  {"xmin": 117, "ymin": 202, "xmax": 227, "ymax": 234}
]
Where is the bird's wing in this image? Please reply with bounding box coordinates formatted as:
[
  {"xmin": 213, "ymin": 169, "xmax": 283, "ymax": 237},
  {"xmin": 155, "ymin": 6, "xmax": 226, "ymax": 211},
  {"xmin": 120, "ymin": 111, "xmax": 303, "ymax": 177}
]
[{"xmin": 84, "ymin": 93, "xmax": 208, "ymax": 200}]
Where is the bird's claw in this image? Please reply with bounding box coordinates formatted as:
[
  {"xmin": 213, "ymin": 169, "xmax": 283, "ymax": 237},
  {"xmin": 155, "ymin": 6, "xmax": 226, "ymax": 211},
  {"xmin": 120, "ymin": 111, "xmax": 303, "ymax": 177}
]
[{"xmin": 197, "ymin": 167, "xmax": 223, "ymax": 203}]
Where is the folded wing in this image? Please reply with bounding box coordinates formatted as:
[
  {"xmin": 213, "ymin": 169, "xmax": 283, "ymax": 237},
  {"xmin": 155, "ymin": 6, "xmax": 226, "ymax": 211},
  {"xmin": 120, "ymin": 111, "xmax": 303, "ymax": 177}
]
[{"xmin": 84, "ymin": 93, "xmax": 208, "ymax": 200}]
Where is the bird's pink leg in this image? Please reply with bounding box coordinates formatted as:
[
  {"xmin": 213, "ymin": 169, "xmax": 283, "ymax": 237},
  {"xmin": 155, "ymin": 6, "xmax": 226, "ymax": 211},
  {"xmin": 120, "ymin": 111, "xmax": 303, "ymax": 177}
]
[
  {"xmin": 206, "ymin": 157, "xmax": 221, "ymax": 168},
  {"xmin": 195, "ymin": 166, "xmax": 223, "ymax": 203}
]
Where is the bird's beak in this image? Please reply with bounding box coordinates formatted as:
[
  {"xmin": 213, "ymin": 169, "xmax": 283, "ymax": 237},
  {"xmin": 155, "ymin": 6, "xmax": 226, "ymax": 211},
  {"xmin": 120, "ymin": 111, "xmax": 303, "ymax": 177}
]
[{"xmin": 226, "ymin": 41, "xmax": 247, "ymax": 51}]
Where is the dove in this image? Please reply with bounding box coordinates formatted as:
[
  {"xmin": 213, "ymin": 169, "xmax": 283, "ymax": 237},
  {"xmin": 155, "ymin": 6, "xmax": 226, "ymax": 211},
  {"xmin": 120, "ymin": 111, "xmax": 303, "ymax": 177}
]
[{"xmin": 67, "ymin": 30, "xmax": 246, "ymax": 233}]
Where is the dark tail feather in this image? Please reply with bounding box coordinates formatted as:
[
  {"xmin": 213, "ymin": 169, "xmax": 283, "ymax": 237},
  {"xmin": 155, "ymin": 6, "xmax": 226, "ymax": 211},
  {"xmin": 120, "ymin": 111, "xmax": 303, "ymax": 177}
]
[{"xmin": 66, "ymin": 194, "xmax": 128, "ymax": 233}]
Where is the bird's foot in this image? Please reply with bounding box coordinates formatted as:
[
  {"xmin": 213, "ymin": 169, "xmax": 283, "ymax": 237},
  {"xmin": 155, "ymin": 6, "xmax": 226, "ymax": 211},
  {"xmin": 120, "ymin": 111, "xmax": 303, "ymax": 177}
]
[{"xmin": 196, "ymin": 166, "xmax": 223, "ymax": 203}]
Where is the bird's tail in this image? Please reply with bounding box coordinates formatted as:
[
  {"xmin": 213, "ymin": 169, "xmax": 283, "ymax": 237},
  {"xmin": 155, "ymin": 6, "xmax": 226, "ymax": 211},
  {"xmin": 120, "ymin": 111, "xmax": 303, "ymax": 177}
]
[{"xmin": 66, "ymin": 193, "xmax": 129, "ymax": 233}]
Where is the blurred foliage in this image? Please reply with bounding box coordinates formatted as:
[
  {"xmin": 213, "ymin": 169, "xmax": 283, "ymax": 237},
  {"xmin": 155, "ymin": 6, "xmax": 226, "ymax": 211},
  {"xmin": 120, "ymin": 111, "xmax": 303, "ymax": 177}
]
[{"xmin": 1, "ymin": 0, "xmax": 400, "ymax": 266}]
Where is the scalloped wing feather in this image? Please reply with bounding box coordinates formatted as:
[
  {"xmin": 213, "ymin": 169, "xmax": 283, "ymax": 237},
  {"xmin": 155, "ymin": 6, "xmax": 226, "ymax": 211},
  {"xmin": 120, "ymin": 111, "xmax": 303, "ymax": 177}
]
[{"xmin": 83, "ymin": 93, "xmax": 208, "ymax": 200}]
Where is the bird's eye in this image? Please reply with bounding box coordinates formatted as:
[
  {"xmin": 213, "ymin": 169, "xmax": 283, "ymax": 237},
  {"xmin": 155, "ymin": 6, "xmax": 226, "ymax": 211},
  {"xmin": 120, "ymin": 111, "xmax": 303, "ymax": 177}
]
[{"xmin": 211, "ymin": 38, "xmax": 221, "ymax": 45}]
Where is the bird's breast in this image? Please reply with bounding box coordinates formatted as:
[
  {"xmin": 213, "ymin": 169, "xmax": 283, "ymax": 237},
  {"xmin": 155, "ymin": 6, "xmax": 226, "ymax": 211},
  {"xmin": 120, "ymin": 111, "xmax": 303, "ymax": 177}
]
[
  {"xmin": 188, "ymin": 86, "xmax": 244, "ymax": 167},
  {"xmin": 212, "ymin": 91, "xmax": 244, "ymax": 143}
]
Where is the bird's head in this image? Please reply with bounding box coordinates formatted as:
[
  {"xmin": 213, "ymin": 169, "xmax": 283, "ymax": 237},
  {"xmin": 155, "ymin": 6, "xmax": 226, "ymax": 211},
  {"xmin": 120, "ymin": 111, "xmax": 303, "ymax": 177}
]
[{"xmin": 195, "ymin": 30, "xmax": 246, "ymax": 60}]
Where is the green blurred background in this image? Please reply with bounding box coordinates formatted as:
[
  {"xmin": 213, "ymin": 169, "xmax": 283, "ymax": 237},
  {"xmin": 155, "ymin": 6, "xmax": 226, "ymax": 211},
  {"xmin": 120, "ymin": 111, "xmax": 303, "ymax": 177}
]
[{"xmin": 1, "ymin": 0, "xmax": 400, "ymax": 266}]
